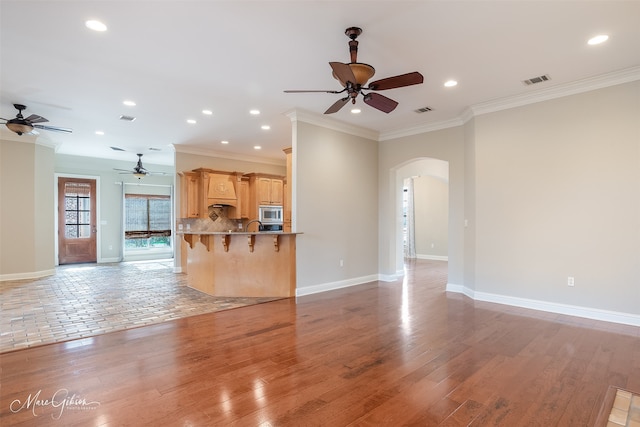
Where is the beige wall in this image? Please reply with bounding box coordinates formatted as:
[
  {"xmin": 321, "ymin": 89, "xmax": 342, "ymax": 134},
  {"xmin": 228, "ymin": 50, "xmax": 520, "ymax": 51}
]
[
  {"xmin": 414, "ymin": 176, "xmax": 448, "ymax": 258},
  {"xmin": 294, "ymin": 121, "xmax": 379, "ymax": 292},
  {"xmin": 379, "ymin": 126, "xmax": 466, "ymax": 283},
  {"xmin": 1, "ymin": 139, "xmax": 55, "ymax": 278},
  {"xmin": 472, "ymin": 81, "xmax": 640, "ymax": 314}
]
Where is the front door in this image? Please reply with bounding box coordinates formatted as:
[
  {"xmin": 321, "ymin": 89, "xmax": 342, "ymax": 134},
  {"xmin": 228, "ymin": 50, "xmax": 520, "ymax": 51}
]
[{"xmin": 58, "ymin": 177, "xmax": 97, "ymax": 264}]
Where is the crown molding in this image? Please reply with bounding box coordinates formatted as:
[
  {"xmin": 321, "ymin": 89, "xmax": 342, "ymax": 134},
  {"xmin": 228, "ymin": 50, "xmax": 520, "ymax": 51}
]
[
  {"xmin": 0, "ymin": 128, "xmax": 60, "ymax": 150},
  {"xmin": 470, "ymin": 66, "xmax": 640, "ymax": 117},
  {"xmin": 172, "ymin": 144, "xmax": 285, "ymax": 166},
  {"xmin": 285, "ymin": 108, "xmax": 379, "ymax": 141},
  {"xmin": 378, "ymin": 117, "xmax": 465, "ymax": 141},
  {"xmin": 375, "ymin": 66, "xmax": 640, "ymax": 141}
]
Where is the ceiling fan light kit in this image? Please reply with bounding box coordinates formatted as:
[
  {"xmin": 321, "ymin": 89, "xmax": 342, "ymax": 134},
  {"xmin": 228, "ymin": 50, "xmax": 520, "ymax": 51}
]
[
  {"xmin": 1, "ymin": 103, "xmax": 72, "ymax": 136},
  {"xmin": 284, "ymin": 26, "xmax": 424, "ymax": 115}
]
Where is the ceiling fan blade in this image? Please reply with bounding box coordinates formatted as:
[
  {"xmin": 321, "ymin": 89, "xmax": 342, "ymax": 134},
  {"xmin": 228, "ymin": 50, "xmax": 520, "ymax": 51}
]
[
  {"xmin": 324, "ymin": 97, "xmax": 350, "ymax": 114},
  {"xmin": 33, "ymin": 124, "xmax": 72, "ymax": 133},
  {"xmin": 114, "ymin": 168, "xmax": 134, "ymax": 172},
  {"xmin": 284, "ymin": 90, "xmax": 343, "ymax": 93},
  {"xmin": 363, "ymin": 93, "xmax": 399, "ymax": 113},
  {"xmin": 329, "ymin": 62, "xmax": 357, "ymax": 86},
  {"xmin": 367, "ymin": 72, "xmax": 424, "ymax": 91},
  {"xmin": 24, "ymin": 114, "xmax": 49, "ymax": 124}
]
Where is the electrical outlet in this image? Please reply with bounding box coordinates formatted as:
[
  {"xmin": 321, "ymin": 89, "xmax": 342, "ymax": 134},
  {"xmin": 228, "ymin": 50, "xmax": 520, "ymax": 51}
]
[
  {"xmin": 186, "ymin": 223, "xmax": 191, "ymax": 230},
  {"xmin": 567, "ymin": 277, "xmax": 575, "ymax": 287},
  {"xmin": 178, "ymin": 223, "xmax": 183, "ymax": 231},
  {"xmin": 339, "ymin": 259, "xmax": 344, "ymax": 267},
  {"xmin": 109, "ymin": 245, "xmax": 113, "ymax": 250}
]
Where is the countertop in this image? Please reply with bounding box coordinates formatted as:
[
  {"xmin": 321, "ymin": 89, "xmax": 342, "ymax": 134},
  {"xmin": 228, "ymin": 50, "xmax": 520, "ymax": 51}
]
[{"xmin": 177, "ymin": 231, "xmax": 302, "ymax": 235}]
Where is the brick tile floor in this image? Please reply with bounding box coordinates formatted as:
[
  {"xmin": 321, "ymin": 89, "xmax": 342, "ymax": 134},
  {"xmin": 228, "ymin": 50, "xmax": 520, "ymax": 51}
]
[{"xmin": 0, "ymin": 260, "xmax": 281, "ymax": 353}]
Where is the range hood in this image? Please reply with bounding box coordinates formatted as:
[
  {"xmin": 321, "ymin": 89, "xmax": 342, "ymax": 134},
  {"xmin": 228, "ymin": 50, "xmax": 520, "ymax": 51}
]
[{"xmin": 207, "ymin": 173, "xmax": 238, "ymax": 207}]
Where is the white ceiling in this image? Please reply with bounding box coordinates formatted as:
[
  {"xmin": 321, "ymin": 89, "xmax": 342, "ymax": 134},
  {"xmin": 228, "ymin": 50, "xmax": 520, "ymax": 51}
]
[{"xmin": 1, "ymin": 1, "xmax": 639, "ymax": 166}]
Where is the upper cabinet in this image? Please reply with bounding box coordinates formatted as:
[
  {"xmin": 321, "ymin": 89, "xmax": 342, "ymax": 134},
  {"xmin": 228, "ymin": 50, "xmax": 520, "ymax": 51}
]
[
  {"xmin": 252, "ymin": 175, "xmax": 284, "ymax": 206},
  {"xmin": 180, "ymin": 171, "xmax": 204, "ymax": 218}
]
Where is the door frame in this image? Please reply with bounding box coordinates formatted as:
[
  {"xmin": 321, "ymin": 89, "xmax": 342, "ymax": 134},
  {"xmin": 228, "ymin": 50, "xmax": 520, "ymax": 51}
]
[{"xmin": 54, "ymin": 173, "xmax": 102, "ymax": 266}]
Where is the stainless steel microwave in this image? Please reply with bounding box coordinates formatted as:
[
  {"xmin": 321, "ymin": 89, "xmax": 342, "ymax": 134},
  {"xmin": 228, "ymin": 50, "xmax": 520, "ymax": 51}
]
[{"xmin": 259, "ymin": 205, "xmax": 283, "ymax": 224}]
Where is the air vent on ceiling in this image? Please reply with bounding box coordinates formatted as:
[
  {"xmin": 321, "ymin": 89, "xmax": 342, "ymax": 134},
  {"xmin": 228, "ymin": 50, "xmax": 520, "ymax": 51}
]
[
  {"xmin": 522, "ymin": 74, "xmax": 551, "ymax": 86},
  {"xmin": 119, "ymin": 115, "xmax": 136, "ymax": 122},
  {"xmin": 148, "ymin": 147, "xmax": 161, "ymax": 151},
  {"xmin": 414, "ymin": 106, "xmax": 433, "ymax": 113}
]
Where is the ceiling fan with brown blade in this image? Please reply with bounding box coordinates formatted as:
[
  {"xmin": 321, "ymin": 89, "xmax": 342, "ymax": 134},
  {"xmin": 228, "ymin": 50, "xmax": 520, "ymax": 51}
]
[
  {"xmin": 114, "ymin": 153, "xmax": 167, "ymax": 179},
  {"xmin": 1, "ymin": 103, "xmax": 72, "ymax": 135},
  {"xmin": 284, "ymin": 27, "xmax": 424, "ymax": 114}
]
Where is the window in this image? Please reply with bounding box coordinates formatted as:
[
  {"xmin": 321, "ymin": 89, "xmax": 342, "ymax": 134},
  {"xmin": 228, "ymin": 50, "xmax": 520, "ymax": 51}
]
[
  {"xmin": 124, "ymin": 194, "xmax": 171, "ymax": 250},
  {"xmin": 64, "ymin": 182, "xmax": 92, "ymax": 239}
]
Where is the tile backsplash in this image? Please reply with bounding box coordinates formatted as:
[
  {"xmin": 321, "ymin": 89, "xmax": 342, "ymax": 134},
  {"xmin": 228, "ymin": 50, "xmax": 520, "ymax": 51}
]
[{"xmin": 178, "ymin": 206, "xmax": 242, "ymax": 233}]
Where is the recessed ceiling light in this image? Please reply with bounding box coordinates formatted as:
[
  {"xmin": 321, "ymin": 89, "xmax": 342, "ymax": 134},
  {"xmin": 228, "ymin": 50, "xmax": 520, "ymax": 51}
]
[
  {"xmin": 249, "ymin": 109, "xmax": 260, "ymax": 115},
  {"xmin": 202, "ymin": 109, "xmax": 213, "ymax": 115},
  {"xmin": 221, "ymin": 140, "xmax": 229, "ymax": 144},
  {"xmin": 85, "ymin": 20, "xmax": 107, "ymax": 32},
  {"xmin": 444, "ymin": 80, "xmax": 458, "ymax": 87},
  {"xmin": 123, "ymin": 100, "xmax": 136, "ymax": 106},
  {"xmin": 95, "ymin": 130, "xmax": 104, "ymax": 135},
  {"xmin": 261, "ymin": 125, "xmax": 271, "ymax": 130},
  {"xmin": 588, "ymin": 34, "xmax": 609, "ymax": 45},
  {"xmin": 254, "ymin": 145, "xmax": 262, "ymax": 150},
  {"xmin": 351, "ymin": 108, "xmax": 361, "ymax": 114},
  {"xmin": 187, "ymin": 119, "xmax": 196, "ymax": 124}
]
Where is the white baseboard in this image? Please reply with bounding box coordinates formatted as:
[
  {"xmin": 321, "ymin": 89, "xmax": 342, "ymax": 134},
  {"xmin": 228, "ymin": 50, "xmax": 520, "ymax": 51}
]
[
  {"xmin": 416, "ymin": 254, "xmax": 449, "ymax": 261},
  {"xmin": 173, "ymin": 266, "xmax": 183, "ymax": 273},
  {"xmin": 379, "ymin": 273, "xmax": 400, "ymax": 282},
  {"xmin": 0, "ymin": 269, "xmax": 55, "ymax": 282},
  {"xmin": 296, "ymin": 274, "xmax": 380, "ymax": 297},
  {"xmin": 98, "ymin": 257, "xmax": 121, "ymax": 264},
  {"xmin": 446, "ymin": 284, "xmax": 640, "ymax": 327}
]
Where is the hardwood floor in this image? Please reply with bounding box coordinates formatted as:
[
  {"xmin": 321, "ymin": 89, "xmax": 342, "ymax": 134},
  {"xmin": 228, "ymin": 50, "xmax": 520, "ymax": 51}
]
[{"xmin": 1, "ymin": 260, "xmax": 638, "ymax": 426}]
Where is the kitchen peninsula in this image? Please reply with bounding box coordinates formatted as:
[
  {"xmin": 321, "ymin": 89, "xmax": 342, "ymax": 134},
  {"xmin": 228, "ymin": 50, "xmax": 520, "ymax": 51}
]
[
  {"xmin": 180, "ymin": 230, "xmax": 300, "ymax": 298},
  {"xmin": 178, "ymin": 156, "xmax": 298, "ymax": 298}
]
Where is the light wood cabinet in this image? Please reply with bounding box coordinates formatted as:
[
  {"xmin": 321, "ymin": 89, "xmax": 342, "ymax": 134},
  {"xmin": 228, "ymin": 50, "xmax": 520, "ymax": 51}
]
[
  {"xmin": 227, "ymin": 176, "xmax": 250, "ymax": 220},
  {"xmin": 239, "ymin": 178, "xmax": 250, "ymax": 218},
  {"xmin": 283, "ymin": 147, "xmax": 292, "ymax": 232},
  {"xmin": 246, "ymin": 173, "xmax": 285, "ymax": 222},
  {"xmin": 255, "ymin": 176, "xmax": 284, "ymax": 206},
  {"xmin": 180, "ymin": 171, "xmax": 204, "ymax": 218}
]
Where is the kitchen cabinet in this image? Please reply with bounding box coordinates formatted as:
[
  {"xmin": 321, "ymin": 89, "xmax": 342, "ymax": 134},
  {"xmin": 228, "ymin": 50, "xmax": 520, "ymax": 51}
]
[
  {"xmin": 245, "ymin": 173, "xmax": 285, "ymax": 222},
  {"xmin": 227, "ymin": 176, "xmax": 250, "ymax": 220},
  {"xmin": 283, "ymin": 147, "xmax": 292, "ymax": 232},
  {"xmin": 180, "ymin": 171, "xmax": 205, "ymax": 218},
  {"xmin": 255, "ymin": 176, "xmax": 284, "ymax": 206}
]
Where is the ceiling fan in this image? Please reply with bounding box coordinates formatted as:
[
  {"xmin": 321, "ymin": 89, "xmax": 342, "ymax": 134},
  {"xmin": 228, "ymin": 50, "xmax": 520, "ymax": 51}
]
[
  {"xmin": 1, "ymin": 103, "xmax": 72, "ymax": 135},
  {"xmin": 114, "ymin": 154, "xmax": 167, "ymax": 179},
  {"xmin": 284, "ymin": 27, "xmax": 424, "ymax": 114}
]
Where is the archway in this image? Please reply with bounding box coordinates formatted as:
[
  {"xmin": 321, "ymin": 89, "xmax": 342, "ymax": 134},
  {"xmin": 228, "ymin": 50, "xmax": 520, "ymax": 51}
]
[{"xmin": 393, "ymin": 158, "xmax": 449, "ymax": 274}]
